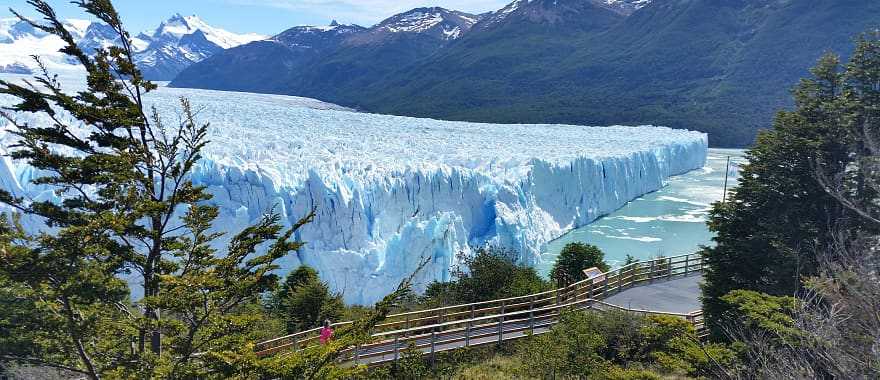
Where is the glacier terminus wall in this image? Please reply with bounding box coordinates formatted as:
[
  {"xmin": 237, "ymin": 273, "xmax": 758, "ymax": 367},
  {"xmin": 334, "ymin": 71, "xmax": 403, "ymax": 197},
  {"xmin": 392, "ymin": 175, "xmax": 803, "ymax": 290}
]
[{"xmin": 0, "ymin": 77, "xmax": 708, "ymax": 305}]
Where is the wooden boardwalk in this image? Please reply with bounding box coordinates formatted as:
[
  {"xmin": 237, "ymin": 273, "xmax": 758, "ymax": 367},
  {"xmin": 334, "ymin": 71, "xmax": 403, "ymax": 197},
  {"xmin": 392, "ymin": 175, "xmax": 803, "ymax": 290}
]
[
  {"xmin": 603, "ymin": 274, "xmax": 703, "ymax": 314},
  {"xmin": 255, "ymin": 253, "xmax": 706, "ymax": 365}
]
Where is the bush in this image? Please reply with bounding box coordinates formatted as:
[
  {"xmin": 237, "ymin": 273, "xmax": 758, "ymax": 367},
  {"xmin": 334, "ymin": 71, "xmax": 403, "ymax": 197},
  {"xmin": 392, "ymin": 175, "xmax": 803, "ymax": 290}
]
[
  {"xmin": 421, "ymin": 246, "xmax": 549, "ymax": 305},
  {"xmin": 520, "ymin": 311, "xmax": 611, "ymax": 378},
  {"xmin": 518, "ymin": 310, "xmax": 736, "ymax": 379},
  {"xmin": 269, "ymin": 266, "xmax": 345, "ymax": 332},
  {"xmin": 550, "ymin": 243, "xmax": 610, "ymax": 287}
]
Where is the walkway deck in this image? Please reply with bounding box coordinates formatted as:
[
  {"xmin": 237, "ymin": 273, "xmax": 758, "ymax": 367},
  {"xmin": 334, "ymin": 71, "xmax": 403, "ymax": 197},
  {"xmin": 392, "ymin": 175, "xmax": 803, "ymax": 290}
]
[
  {"xmin": 603, "ymin": 274, "xmax": 703, "ymax": 314},
  {"xmin": 255, "ymin": 253, "xmax": 708, "ymax": 364}
]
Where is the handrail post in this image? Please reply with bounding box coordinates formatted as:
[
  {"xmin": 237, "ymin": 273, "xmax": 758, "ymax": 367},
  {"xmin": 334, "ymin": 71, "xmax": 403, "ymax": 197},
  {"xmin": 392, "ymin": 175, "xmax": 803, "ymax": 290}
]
[
  {"xmin": 498, "ymin": 300, "xmax": 505, "ymax": 344},
  {"xmin": 632, "ymin": 264, "xmax": 639, "ymax": 286},
  {"xmin": 684, "ymin": 255, "xmax": 689, "ymax": 276},
  {"xmin": 393, "ymin": 334, "xmax": 400, "ymax": 361},
  {"xmin": 636, "ymin": 262, "xmax": 644, "ymax": 283},
  {"xmin": 292, "ymin": 334, "xmax": 298, "ymax": 351},
  {"xmin": 430, "ymin": 331, "xmax": 437, "ymax": 365},
  {"xmin": 465, "ymin": 319, "xmax": 472, "ymax": 347},
  {"xmin": 354, "ymin": 343, "xmax": 361, "ymax": 363},
  {"xmin": 529, "ymin": 295, "xmax": 535, "ymax": 334},
  {"xmin": 650, "ymin": 260, "xmax": 656, "ymax": 282}
]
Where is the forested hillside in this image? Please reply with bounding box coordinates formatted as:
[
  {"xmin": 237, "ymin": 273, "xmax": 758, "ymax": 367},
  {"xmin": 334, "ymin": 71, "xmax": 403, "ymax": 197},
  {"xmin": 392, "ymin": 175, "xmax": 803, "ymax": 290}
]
[{"xmin": 172, "ymin": 0, "xmax": 880, "ymax": 147}]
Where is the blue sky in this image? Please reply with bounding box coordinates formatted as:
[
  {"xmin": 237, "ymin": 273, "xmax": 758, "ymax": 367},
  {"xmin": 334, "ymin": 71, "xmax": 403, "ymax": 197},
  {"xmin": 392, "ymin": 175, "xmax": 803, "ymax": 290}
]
[{"xmin": 5, "ymin": 0, "xmax": 511, "ymax": 35}]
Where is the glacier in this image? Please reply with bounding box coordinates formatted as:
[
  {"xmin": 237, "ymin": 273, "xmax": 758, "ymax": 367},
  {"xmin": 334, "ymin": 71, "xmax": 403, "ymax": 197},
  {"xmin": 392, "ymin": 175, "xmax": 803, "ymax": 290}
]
[{"xmin": 0, "ymin": 75, "xmax": 707, "ymax": 305}]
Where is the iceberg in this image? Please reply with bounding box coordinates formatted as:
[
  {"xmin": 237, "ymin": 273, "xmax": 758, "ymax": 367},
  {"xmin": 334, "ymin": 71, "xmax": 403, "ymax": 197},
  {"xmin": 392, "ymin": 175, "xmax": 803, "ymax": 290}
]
[{"xmin": 0, "ymin": 80, "xmax": 708, "ymax": 305}]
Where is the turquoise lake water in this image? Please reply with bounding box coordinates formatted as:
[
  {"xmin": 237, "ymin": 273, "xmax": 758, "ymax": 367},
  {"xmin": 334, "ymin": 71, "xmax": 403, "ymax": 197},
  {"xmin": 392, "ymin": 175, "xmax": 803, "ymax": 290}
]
[{"xmin": 538, "ymin": 148, "xmax": 747, "ymax": 274}]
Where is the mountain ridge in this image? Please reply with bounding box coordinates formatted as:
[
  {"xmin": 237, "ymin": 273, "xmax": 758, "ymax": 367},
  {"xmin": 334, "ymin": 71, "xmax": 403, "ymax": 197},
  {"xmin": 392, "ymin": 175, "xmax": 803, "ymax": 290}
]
[
  {"xmin": 0, "ymin": 14, "xmax": 264, "ymax": 80},
  {"xmin": 172, "ymin": 0, "xmax": 880, "ymax": 147},
  {"xmin": 170, "ymin": 7, "xmax": 483, "ymax": 99}
]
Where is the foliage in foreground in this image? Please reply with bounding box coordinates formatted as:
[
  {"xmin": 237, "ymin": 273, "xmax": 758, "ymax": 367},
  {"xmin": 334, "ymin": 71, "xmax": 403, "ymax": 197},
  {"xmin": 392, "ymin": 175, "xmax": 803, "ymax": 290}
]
[
  {"xmin": 701, "ymin": 31, "xmax": 880, "ymax": 336},
  {"xmin": 267, "ymin": 266, "xmax": 345, "ymax": 333},
  {"xmin": 702, "ymin": 31, "xmax": 880, "ymax": 379},
  {"xmin": 366, "ymin": 310, "xmax": 736, "ymax": 380},
  {"xmin": 718, "ymin": 237, "xmax": 880, "ymax": 379},
  {"xmin": 0, "ymin": 1, "xmax": 413, "ymax": 378}
]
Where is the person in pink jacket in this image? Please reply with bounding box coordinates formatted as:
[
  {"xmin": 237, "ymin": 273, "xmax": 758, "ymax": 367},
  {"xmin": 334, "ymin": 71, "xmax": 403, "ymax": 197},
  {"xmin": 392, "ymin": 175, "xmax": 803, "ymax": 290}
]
[{"xmin": 319, "ymin": 320, "xmax": 334, "ymax": 345}]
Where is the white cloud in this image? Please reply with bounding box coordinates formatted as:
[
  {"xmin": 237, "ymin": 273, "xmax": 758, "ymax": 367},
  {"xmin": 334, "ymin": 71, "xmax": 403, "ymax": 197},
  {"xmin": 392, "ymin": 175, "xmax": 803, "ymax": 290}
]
[{"xmin": 226, "ymin": 0, "xmax": 510, "ymax": 26}]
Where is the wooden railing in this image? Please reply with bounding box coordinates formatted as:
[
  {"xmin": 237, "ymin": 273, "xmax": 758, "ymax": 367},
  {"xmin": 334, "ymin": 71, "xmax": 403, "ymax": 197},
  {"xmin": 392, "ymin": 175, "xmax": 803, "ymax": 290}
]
[{"xmin": 254, "ymin": 252, "xmax": 705, "ymax": 361}]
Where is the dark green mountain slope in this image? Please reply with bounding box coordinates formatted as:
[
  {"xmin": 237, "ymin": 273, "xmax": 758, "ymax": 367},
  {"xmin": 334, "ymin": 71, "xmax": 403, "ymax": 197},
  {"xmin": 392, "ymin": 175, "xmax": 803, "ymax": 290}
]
[
  {"xmin": 170, "ymin": 24, "xmax": 366, "ymax": 93},
  {"xmin": 356, "ymin": 0, "xmax": 880, "ymax": 146},
  {"xmin": 171, "ymin": 8, "xmax": 480, "ymax": 101},
  {"xmin": 346, "ymin": 0, "xmax": 626, "ymax": 115},
  {"xmin": 171, "ymin": 0, "xmax": 880, "ymax": 147}
]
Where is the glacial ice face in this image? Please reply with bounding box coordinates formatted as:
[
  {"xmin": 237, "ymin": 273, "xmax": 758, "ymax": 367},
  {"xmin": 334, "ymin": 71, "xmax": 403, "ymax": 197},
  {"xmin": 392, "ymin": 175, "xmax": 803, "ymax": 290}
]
[{"xmin": 0, "ymin": 78, "xmax": 708, "ymax": 305}]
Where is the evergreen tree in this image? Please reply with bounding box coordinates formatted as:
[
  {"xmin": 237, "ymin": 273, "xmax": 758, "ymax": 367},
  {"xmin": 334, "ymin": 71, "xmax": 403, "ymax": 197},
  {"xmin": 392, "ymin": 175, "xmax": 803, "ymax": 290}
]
[
  {"xmin": 0, "ymin": 0, "xmax": 317, "ymax": 376},
  {"xmin": 270, "ymin": 266, "xmax": 344, "ymax": 333},
  {"xmin": 702, "ymin": 33, "xmax": 880, "ymax": 337},
  {"xmin": 0, "ymin": 2, "xmax": 418, "ymax": 377},
  {"xmin": 550, "ymin": 242, "xmax": 610, "ymax": 287},
  {"xmin": 284, "ymin": 266, "xmax": 320, "ymax": 291},
  {"xmin": 0, "ymin": 1, "xmax": 426, "ymax": 377},
  {"xmin": 422, "ymin": 246, "xmax": 548, "ymax": 305}
]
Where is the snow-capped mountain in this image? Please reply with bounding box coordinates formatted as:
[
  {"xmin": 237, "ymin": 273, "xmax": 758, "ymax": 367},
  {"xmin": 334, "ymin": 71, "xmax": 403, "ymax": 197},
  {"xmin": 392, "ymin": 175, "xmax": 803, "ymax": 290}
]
[
  {"xmin": 372, "ymin": 7, "xmax": 480, "ymax": 41},
  {"xmin": 152, "ymin": 14, "xmax": 263, "ymax": 49},
  {"xmin": 268, "ymin": 7, "xmax": 480, "ymax": 51},
  {"xmin": 603, "ymin": 0, "xmax": 654, "ymax": 14},
  {"xmin": 172, "ymin": 7, "xmax": 483, "ymax": 95},
  {"xmin": 133, "ymin": 14, "xmax": 263, "ymax": 80},
  {"xmin": 272, "ymin": 22, "xmax": 366, "ymax": 50},
  {"xmin": 0, "ymin": 14, "xmax": 265, "ymax": 80},
  {"xmin": 0, "ymin": 18, "xmax": 90, "ymax": 72},
  {"xmin": 483, "ymin": 0, "xmax": 652, "ymax": 25}
]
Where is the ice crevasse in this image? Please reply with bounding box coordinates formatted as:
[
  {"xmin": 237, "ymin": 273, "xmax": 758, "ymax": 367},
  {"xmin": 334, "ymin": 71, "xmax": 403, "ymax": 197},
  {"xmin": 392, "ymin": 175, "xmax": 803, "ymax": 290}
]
[{"xmin": 0, "ymin": 84, "xmax": 708, "ymax": 305}]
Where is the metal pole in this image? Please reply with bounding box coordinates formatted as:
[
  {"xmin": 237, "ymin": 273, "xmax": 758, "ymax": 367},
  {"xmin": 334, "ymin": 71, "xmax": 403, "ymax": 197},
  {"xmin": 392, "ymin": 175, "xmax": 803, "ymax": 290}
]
[
  {"xmin": 722, "ymin": 156, "xmax": 731, "ymax": 204},
  {"xmin": 498, "ymin": 301, "xmax": 505, "ymax": 344},
  {"xmin": 465, "ymin": 320, "xmax": 471, "ymax": 347},
  {"xmin": 685, "ymin": 255, "xmax": 690, "ymax": 276},
  {"xmin": 393, "ymin": 335, "xmax": 400, "ymax": 361},
  {"xmin": 430, "ymin": 331, "xmax": 436, "ymax": 365},
  {"xmin": 529, "ymin": 295, "xmax": 535, "ymax": 334}
]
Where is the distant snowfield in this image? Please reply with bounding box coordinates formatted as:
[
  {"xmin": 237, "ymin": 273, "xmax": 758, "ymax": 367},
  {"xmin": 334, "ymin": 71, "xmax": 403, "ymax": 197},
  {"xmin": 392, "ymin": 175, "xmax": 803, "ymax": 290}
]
[{"xmin": 0, "ymin": 75, "xmax": 707, "ymax": 304}]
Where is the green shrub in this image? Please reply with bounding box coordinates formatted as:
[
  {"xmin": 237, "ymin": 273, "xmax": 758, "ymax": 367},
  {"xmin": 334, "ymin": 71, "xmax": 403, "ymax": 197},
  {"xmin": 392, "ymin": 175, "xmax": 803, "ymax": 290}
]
[
  {"xmin": 268, "ymin": 266, "xmax": 345, "ymax": 333},
  {"xmin": 422, "ymin": 246, "xmax": 549, "ymax": 305},
  {"xmin": 551, "ymin": 243, "xmax": 611, "ymax": 287}
]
